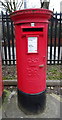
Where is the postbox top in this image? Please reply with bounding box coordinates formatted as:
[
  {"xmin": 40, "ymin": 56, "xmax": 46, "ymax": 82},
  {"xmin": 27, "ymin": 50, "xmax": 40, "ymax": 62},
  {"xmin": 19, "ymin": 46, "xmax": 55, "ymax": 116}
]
[{"xmin": 10, "ymin": 8, "xmax": 53, "ymax": 24}]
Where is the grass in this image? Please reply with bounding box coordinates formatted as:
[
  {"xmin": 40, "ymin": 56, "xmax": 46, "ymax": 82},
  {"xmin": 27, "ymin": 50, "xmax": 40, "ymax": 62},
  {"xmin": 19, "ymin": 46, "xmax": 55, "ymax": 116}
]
[
  {"xmin": 2, "ymin": 89, "xmax": 11, "ymax": 104},
  {"xmin": 47, "ymin": 65, "xmax": 62, "ymax": 80},
  {"xmin": 3, "ymin": 76, "xmax": 16, "ymax": 80},
  {"xmin": 2, "ymin": 65, "xmax": 62, "ymax": 80}
]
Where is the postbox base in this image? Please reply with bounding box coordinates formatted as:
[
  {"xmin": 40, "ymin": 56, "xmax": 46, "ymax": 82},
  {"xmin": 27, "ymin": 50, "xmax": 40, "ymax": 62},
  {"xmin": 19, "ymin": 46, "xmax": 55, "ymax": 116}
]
[{"xmin": 17, "ymin": 89, "xmax": 46, "ymax": 114}]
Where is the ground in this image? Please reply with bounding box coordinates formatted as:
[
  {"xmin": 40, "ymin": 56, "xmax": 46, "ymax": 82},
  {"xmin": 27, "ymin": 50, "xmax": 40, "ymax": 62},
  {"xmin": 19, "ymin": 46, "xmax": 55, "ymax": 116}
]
[
  {"xmin": 2, "ymin": 65, "xmax": 62, "ymax": 80},
  {"xmin": 1, "ymin": 90, "xmax": 61, "ymax": 118},
  {"xmin": 0, "ymin": 65, "xmax": 62, "ymax": 119}
]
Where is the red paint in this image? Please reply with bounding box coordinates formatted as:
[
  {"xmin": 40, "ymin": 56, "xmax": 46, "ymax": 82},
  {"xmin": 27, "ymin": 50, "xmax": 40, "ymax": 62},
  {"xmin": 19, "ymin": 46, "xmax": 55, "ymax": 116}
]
[{"xmin": 10, "ymin": 9, "xmax": 53, "ymax": 94}]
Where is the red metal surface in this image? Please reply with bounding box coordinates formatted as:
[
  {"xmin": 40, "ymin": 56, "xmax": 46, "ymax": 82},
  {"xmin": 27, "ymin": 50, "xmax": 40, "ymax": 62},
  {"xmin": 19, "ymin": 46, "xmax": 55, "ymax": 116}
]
[
  {"xmin": 10, "ymin": 8, "xmax": 53, "ymax": 24},
  {"xmin": 10, "ymin": 9, "xmax": 53, "ymax": 94}
]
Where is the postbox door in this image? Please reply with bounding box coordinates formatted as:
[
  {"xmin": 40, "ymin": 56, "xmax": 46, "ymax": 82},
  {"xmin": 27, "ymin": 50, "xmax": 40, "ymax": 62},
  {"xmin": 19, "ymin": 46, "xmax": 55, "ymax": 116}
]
[{"xmin": 26, "ymin": 35, "xmax": 47, "ymax": 93}]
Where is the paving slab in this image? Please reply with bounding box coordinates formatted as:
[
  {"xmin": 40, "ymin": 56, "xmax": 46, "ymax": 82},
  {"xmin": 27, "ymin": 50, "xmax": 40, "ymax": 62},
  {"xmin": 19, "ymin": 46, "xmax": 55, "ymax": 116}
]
[
  {"xmin": 2, "ymin": 92, "xmax": 61, "ymax": 119},
  {"xmin": 0, "ymin": 97, "xmax": 2, "ymax": 120}
]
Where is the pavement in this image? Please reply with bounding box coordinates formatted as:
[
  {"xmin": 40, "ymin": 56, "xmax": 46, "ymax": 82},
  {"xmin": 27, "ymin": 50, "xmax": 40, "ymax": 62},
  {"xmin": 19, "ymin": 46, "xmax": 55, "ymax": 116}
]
[
  {"xmin": 0, "ymin": 91, "xmax": 61, "ymax": 119},
  {"xmin": 0, "ymin": 97, "xmax": 2, "ymax": 120}
]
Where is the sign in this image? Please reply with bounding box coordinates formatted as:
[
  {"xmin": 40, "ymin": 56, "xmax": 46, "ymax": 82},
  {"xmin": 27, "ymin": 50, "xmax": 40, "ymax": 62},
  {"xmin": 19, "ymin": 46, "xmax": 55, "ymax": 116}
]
[
  {"xmin": 31, "ymin": 23, "xmax": 35, "ymax": 26},
  {"xmin": 28, "ymin": 37, "xmax": 38, "ymax": 53}
]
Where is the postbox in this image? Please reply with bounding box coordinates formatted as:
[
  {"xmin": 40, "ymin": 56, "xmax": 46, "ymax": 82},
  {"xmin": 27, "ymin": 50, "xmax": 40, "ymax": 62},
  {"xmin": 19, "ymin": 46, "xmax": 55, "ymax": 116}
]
[{"xmin": 10, "ymin": 9, "xmax": 53, "ymax": 112}]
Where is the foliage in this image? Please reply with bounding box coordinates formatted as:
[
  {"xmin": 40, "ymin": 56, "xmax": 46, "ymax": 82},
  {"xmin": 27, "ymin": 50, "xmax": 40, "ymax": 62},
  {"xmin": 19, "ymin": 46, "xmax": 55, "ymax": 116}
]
[
  {"xmin": 0, "ymin": 0, "xmax": 23, "ymax": 13},
  {"xmin": 3, "ymin": 89, "xmax": 11, "ymax": 104},
  {"xmin": 40, "ymin": 0, "xmax": 50, "ymax": 9},
  {"xmin": 47, "ymin": 65, "xmax": 62, "ymax": 80}
]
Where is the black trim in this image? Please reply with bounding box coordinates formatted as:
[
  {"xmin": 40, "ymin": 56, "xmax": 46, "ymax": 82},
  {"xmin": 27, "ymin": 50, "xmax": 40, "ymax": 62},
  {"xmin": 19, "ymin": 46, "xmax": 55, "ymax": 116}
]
[
  {"xmin": 17, "ymin": 89, "xmax": 46, "ymax": 114},
  {"xmin": 23, "ymin": 28, "xmax": 43, "ymax": 32}
]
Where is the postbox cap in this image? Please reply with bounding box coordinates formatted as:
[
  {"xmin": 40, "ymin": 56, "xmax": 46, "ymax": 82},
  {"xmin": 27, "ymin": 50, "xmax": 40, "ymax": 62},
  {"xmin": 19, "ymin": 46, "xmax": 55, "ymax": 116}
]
[{"xmin": 10, "ymin": 8, "xmax": 53, "ymax": 24}]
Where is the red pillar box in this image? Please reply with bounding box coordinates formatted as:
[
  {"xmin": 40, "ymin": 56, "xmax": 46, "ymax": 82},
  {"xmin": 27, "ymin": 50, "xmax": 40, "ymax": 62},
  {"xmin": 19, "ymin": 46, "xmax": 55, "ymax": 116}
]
[{"xmin": 10, "ymin": 9, "xmax": 53, "ymax": 112}]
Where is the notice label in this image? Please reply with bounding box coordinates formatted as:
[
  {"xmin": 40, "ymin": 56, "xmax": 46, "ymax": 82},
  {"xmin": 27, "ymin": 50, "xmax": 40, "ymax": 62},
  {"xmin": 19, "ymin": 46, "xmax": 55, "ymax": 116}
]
[{"xmin": 28, "ymin": 37, "xmax": 37, "ymax": 53}]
